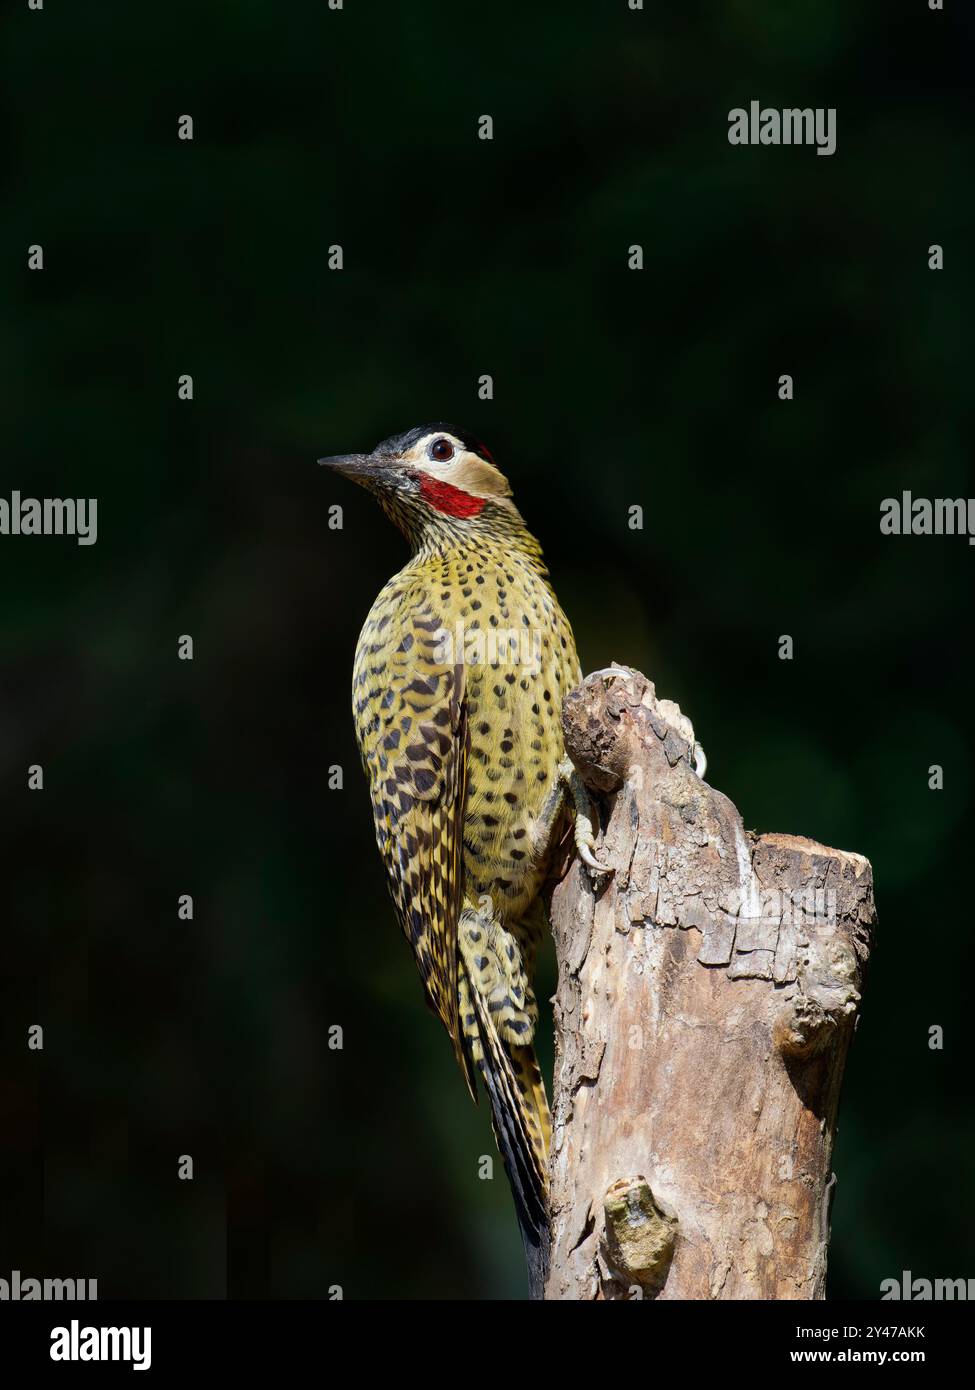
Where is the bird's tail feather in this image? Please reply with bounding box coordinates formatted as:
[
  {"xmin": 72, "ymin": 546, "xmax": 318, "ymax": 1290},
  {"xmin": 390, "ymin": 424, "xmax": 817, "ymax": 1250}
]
[{"xmin": 467, "ymin": 980, "xmax": 550, "ymax": 1298}]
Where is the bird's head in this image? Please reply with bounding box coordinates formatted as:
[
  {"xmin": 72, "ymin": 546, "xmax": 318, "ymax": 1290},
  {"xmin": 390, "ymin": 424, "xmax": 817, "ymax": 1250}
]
[{"xmin": 319, "ymin": 423, "xmax": 526, "ymax": 548}]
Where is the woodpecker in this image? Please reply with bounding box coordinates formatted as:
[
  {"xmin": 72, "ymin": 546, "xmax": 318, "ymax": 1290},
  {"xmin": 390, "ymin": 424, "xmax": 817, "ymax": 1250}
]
[{"xmin": 319, "ymin": 423, "xmax": 607, "ymax": 1287}]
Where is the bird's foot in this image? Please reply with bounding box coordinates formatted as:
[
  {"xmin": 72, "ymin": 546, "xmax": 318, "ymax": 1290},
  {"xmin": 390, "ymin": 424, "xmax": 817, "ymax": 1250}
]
[{"xmin": 558, "ymin": 756, "xmax": 614, "ymax": 879}]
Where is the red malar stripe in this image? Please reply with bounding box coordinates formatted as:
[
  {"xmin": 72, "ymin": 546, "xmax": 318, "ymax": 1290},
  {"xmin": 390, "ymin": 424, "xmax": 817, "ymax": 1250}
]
[{"xmin": 419, "ymin": 476, "xmax": 486, "ymax": 518}]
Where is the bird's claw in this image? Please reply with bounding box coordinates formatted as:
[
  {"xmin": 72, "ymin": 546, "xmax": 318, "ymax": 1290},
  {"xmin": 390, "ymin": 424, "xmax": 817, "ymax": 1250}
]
[
  {"xmin": 578, "ymin": 840, "xmax": 613, "ymax": 876},
  {"xmin": 559, "ymin": 756, "xmax": 614, "ymax": 880}
]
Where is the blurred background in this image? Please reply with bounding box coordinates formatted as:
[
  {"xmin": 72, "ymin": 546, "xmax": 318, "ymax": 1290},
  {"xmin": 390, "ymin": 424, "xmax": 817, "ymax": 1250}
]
[{"xmin": 1, "ymin": 0, "xmax": 972, "ymax": 1299}]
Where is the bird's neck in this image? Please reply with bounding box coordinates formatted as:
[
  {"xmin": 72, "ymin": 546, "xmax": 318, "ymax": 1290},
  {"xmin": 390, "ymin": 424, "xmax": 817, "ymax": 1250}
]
[{"xmin": 384, "ymin": 498, "xmax": 548, "ymax": 573}]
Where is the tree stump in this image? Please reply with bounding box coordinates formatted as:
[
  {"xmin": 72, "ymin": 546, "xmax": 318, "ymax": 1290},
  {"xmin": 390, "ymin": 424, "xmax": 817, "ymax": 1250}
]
[{"xmin": 544, "ymin": 667, "xmax": 876, "ymax": 1300}]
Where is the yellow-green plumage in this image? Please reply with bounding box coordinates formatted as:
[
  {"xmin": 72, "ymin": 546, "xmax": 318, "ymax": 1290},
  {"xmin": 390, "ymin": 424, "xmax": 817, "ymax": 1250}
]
[{"xmin": 325, "ymin": 423, "xmax": 581, "ymax": 1263}]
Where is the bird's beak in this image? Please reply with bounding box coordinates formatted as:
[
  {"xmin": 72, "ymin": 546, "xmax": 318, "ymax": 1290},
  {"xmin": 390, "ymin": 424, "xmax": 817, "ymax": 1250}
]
[
  {"xmin": 318, "ymin": 450, "xmax": 400, "ymax": 487},
  {"xmin": 318, "ymin": 451, "xmax": 376, "ymax": 478}
]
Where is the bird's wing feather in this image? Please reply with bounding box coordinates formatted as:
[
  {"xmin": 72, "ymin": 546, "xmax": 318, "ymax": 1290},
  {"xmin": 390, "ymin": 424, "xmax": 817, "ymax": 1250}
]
[{"xmin": 354, "ymin": 600, "xmax": 470, "ymax": 1075}]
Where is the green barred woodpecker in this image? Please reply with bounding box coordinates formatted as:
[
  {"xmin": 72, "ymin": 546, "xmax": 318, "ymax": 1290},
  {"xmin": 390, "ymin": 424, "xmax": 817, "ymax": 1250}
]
[{"xmin": 319, "ymin": 424, "xmax": 609, "ymax": 1286}]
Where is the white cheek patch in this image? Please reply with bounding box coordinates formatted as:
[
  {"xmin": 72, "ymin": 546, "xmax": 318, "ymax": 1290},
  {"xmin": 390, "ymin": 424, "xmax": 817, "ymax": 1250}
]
[
  {"xmin": 417, "ymin": 457, "xmax": 462, "ymax": 482},
  {"xmin": 408, "ymin": 436, "xmax": 512, "ymax": 502},
  {"xmin": 409, "ymin": 434, "xmax": 466, "ymax": 478}
]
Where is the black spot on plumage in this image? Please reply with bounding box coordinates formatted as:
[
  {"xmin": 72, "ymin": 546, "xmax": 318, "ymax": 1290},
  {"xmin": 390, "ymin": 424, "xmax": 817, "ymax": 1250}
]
[{"xmin": 405, "ymin": 674, "xmax": 440, "ymax": 696}]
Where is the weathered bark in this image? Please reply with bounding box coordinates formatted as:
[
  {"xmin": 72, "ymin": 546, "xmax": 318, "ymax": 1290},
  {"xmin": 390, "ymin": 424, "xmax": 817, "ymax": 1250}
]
[{"xmin": 544, "ymin": 667, "xmax": 876, "ymax": 1300}]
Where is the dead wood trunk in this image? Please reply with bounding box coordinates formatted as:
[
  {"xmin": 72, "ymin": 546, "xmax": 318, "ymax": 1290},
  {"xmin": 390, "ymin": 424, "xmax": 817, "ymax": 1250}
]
[{"xmin": 544, "ymin": 667, "xmax": 876, "ymax": 1300}]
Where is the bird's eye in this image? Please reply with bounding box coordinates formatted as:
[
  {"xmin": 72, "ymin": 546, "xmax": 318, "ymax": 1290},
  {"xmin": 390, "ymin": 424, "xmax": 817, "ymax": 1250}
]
[{"xmin": 429, "ymin": 438, "xmax": 454, "ymax": 462}]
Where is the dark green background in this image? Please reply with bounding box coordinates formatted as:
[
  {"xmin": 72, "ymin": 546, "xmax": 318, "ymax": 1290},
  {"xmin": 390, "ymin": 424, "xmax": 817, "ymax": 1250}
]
[{"xmin": 2, "ymin": 0, "xmax": 971, "ymax": 1299}]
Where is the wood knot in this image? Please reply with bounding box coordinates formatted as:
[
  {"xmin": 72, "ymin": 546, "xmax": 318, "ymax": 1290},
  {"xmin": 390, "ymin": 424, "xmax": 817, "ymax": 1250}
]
[
  {"xmin": 601, "ymin": 1176, "xmax": 678, "ymax": 1297},
  {"xmin": 773, "ymin": 1005, "xmax": 832, "ymax": 1060},
  {"xmin": 563, "ymin": 667, "xmax": 647, "ymax": 793}
]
